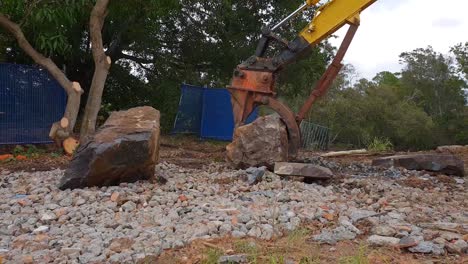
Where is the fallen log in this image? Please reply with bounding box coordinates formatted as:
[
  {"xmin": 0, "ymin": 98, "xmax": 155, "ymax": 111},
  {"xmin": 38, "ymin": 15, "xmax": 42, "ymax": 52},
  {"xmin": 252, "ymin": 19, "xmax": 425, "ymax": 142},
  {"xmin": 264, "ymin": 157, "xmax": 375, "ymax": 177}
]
[{"xmin": 321, "ymin": 149, "xmax": 368, "ymax": 157}]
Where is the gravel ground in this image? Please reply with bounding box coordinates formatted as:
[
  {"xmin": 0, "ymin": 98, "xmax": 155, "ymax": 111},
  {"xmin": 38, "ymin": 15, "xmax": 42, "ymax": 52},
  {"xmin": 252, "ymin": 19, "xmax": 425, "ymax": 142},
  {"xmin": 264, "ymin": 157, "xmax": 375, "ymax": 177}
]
[{"xmin": 0, "ymin": 159, "xmax": 467, "ymax": 263}]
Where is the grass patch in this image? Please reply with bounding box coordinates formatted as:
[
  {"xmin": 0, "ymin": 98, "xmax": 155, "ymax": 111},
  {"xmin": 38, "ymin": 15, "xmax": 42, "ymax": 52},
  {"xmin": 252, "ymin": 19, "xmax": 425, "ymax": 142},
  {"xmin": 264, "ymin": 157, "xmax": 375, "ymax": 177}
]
[
  {"xmin": 201, "ymin": 248, "xmax": 223, "ymax": 264},
  {"xmin": 13, "ymin": 144, "xmax": 46, "ymax": 158},
  {"xmin": 367, "ymin": 137, "xmax": 393, "ymax": 153},
  {"xmin": 268, "ymin": 254, "xmax": 285, "ymax": 264},
  {"xmin": 339, "ymin": 245, "xmax": 369, "ymax": 264},
  {"xmin": 230, "ymin": 228, "xmax": 320, "ymax": 264},
  {"xmin": 287, "ymin": 228, "xmax": 311, "ymax": 244},
  {"xmin": 235, "ymin": 240, "xmax": 259, "ymax": 263}
]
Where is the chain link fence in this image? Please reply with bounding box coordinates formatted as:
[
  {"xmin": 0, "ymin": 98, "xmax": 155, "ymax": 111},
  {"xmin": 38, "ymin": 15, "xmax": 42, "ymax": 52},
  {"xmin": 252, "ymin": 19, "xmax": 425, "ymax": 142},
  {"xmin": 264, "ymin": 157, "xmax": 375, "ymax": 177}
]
[{"xmin": 300, "ymin": 121, "xmax": 330, "ymax": 150}]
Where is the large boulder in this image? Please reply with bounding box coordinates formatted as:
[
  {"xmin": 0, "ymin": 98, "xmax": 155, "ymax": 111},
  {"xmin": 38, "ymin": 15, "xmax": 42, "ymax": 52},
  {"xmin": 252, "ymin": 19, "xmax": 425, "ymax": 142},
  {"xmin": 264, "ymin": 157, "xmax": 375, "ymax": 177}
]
[
  {"xmin": 226, "ymin": 115, "xmax": 288, "ymax": 169},
  {"xmin": 59, "ymin": 107, "xmax": 161, "ymax": 190},
  {"xmin": 372, "ymin": 154, "xmax": 465, "ymax": 177}
]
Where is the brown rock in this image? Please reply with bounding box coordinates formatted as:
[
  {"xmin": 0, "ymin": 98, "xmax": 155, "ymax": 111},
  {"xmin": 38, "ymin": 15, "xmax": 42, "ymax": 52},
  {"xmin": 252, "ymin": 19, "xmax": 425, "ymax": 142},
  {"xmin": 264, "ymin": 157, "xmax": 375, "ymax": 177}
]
[
  {"xmin": 17, "ymin": 199, "xmax": 30, "ymax": 207},
  {"xmin": 274, "ymin": 162, "xmax": 333, "ymax": 179},
  {"xmin": 323, "ymin": 213, "xmax": 334, "ymax": 221},
  {"xmin": 22, "ymin": 255, "xmax": 34, "ymax": 264},
  {"xmin": 178, "ymin": 195, "xmax": 188, "ymax": 202},
  {"xmin": 436, "ymin": 145, "xmax": 467, "ymax": 154},
  {"xmin": 54, "ymin": 208, "xmax": 67, "ymax": 218},
  {"xmin": 59, "ymin": 107, "xmax": 161, "ymax": 190},
  {"xmin": 226, "ymin": 115, "xmax": 288, "ymax": 169},
  {"xmin": 440, "ymin": 231, "xmax": 463, "ymax": 241},
  {"xmin": 12, "ymin": 235, "xmax": 28, "ymax": 250},
  {"xmin": 34, "ymin": 234, "xmax": 50, "ymax": 243},
  {"xmin": 231, "ymin": 215, "xmax": 239, "ymax": 225},
  {"xmin": 110, "ymin": 192, "xmax": 121, "ymax": 203},
  {"xmin": 109, "ymin": 237, "xmax": 135, "ymax": 253},
  {"xmin": 372, "ymin": 154, "xmax": 465, "ymax": 177}
]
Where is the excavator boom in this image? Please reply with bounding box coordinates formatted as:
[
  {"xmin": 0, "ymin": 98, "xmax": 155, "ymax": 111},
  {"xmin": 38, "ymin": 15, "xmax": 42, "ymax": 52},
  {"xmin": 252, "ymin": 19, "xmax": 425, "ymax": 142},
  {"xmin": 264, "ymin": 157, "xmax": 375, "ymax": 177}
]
[
  {"xmin": 228, "ymin": 0, "xmax": 377, "ymax": 158},
  {"xmin": 300, "ymin": 0, "xmax": 376, "ymax": 45}
]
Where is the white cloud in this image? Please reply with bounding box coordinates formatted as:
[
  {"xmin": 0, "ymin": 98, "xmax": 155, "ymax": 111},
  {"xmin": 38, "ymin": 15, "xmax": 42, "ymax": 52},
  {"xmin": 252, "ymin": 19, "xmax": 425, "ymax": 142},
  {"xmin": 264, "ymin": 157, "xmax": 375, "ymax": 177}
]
[{"xmin": 328, "ymin": 0, "xmax": 468, "ymax": 79}]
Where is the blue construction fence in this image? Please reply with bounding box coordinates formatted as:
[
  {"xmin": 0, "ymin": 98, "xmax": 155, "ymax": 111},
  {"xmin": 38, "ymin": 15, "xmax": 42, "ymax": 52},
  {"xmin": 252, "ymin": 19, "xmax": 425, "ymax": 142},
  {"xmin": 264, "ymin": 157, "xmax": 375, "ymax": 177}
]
[
  {"xmin": 0, "ymin": 63, "xmax": 67, "ymax": 145},
  {"xmin": 172, "ymin": 84, "xmax": 258, "ymax": 141}
]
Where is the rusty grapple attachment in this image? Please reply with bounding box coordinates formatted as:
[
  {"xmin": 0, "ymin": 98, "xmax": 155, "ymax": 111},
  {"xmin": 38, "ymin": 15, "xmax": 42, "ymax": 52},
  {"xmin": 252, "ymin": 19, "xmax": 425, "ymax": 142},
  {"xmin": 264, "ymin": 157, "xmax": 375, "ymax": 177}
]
[
  {"xmin": 227, "ymin": 1, "xmax": 362, "ymax": 158},
  {"xmin": 228, "ymin": 69, "xmax": 301, "ymax": 158}
]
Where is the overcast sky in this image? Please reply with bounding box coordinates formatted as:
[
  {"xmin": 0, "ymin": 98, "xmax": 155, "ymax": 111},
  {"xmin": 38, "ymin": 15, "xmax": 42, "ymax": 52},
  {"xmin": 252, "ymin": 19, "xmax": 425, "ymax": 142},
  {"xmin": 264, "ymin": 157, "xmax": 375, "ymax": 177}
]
[{"xmin": 328, "ymin": 0, "xmax": 468, "ymax": 79}]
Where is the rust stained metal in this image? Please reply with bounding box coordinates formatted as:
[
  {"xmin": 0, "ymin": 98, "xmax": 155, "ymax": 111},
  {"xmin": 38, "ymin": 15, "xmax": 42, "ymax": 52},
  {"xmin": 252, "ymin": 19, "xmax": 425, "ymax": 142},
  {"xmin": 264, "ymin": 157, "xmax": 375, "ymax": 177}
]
[
  {"xmin": 296, "ymin": 23, "xmax": 359, "ymax": 123},
  {"xmin": 228, "ymin": 23, "xmax": 360, "ymax": 158}
]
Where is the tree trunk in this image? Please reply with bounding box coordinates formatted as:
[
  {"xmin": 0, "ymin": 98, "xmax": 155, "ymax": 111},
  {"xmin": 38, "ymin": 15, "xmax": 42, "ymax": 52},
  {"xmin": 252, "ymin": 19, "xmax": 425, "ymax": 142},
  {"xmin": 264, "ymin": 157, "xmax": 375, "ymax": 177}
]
[
  {"xmin": 80, "ymin": 0, "xmax": 111, "ymax": 141},
  {"xmin": 0, "ymin": 13, "xmax": 83, "ymax": 142}
]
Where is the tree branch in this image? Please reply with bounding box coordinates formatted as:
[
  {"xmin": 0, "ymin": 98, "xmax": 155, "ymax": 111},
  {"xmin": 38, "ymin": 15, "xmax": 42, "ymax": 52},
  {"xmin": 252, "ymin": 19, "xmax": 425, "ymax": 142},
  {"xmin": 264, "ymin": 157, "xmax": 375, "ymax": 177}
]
[
  {"xmin": 0, "ymin": 12, "xmax": 83, "ymax": 142},
  {"xmin": 117, "ymin": 52, "xmax": 154, "ymax": 64}
]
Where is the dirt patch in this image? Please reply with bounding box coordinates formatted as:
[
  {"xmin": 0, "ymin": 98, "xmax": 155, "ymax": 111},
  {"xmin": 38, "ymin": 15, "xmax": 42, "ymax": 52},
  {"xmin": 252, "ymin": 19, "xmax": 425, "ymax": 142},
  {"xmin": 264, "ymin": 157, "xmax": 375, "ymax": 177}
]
[
  {"xmin": 0, "ymin": 143, "xmax": 70, "ymax": 172},
  {"xmin": 399, "ymin": 176, "xmax": 435, "ymax": 189},
  {"xmin": 160, "ymin": 135, "xmax": 227, "ymax": 169},
  {"xmin": 436, "ymin": 174, "xmax": 457, "ymax": 185}
]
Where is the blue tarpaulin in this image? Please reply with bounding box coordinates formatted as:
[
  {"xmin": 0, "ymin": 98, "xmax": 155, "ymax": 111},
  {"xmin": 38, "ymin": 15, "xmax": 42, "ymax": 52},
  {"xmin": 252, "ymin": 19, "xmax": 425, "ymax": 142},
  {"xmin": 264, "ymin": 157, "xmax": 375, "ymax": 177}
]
[
  {"xmin": 0, "ymin": 63, "xmax": 67, "ymax": 145},
  {"xmin": 173, "ymin": 84, "xmax": 258, "ymax": 141}
]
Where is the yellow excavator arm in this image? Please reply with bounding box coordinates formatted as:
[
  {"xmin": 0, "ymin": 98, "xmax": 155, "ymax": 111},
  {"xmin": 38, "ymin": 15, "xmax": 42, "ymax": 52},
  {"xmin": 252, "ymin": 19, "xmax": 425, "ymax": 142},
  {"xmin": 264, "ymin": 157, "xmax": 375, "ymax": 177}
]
[{"xmin": 301, "ymin": 0, "xmax": 376, "ymax": 45}]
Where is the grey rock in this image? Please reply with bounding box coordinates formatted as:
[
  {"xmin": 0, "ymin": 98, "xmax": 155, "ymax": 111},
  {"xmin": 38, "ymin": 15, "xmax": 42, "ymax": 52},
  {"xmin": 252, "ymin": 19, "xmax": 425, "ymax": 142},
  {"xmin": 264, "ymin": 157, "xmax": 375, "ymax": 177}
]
[
  {"xmin": 372, "ymin": 154, "xmax": 465, "ymax": 177},
  {"xmin": 237, "ymin": 214, "xmax": 251, "ymax": 224},
  {"xmin": 61, "ymin": 247, "xmax": 81, "ymax": 255},
  {"xmin": 121, "ymin": 201, "xmax": 137, "ymax": 212},
  {"xmin": 409, "ymin": 241, "xmax": 435, "ymax": 254},
  {"xmin": 245, "ymin": 167, "xmax": 266, "ymax": 185},
  {"xmin": 75, "ymin": 198, "xmax": 86, "ymax": 206},
  {"xmin": 340, "ymin": 220, "xmax": 361, "ymax": 235},
  {"xmin": 398, "ymin": 236, "xmax": 419, "ymax": 248},
  {"xmin": 260, "ymin": 224, "xmax": 274, "ymax": 240},
  {"xmin": 349, "ymin": 209, "xmax": 378, "ymax": 223},
  {"xmin": 431, "ymin": 243, "xmax": 446, "ymax": 255},
  {"xmin": 219, "ymin": 224, "xmax": 232, "ymax": 234},
  {"xmin": 232, "ymin": 231, "xmax": 246, "ymax": 238},
  {"xmin": 59, "ymin": 197, "xmax": 73, "ymax": 207},
  {"xmin": 313, "ymin": 226, "xmax": 357, "ymax": 245},
  {"xmin": 40, "ymin": 213, "xmax": 57, "ymax": 222},
  {"xmin": 446, "ymin": 239, "xmax": 468, "ymax": 254},
  {"xmin": 367, "ymin": 235, "xmax": 400, "ymax": 247},
  {"xmin": 33, "ymin": 226, "xmax": 49, "ymax": 233},
  {"xmin": 313, "ymin": 230, "xmax": 338, "ymax": 245},
  {"xmin": 193, "ymin": 225, "xmax": 210, "ymax": 238},
  {"xmin": 373, "ymin": 225, "xmax": 396, "ymax": 237},
  {"xmin": 218, "ymin": 254, "xmax": 248, "ymax": 264},
  {"xmin": 247, "ymin": 226, "xmax": 262, "ymax": 238}
]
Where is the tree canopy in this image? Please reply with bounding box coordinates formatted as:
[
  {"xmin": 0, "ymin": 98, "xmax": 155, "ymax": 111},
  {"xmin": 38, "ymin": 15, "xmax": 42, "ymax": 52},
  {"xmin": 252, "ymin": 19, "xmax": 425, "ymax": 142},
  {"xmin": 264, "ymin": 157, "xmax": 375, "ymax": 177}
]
[
  {"xmin": 0, "ymin": 1, "xmax": 467, "ymax": 148},
  {"xmin": 308, "ymin": 46, "xmax": 468, "ymax": 149}
]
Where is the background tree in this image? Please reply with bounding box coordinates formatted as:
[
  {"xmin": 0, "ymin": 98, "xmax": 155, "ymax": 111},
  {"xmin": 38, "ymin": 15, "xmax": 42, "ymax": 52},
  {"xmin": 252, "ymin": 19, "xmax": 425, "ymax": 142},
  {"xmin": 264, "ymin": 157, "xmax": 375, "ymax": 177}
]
[
  {"xmin": 0, "ymin": 1, "xmax": 88, "ymax": 142},
  {"xmin": 307, "ymin": 45, "xmax": 467, "ymax": 149},
  {"xmin": 452, "ymin": 42, "xmax": 468, "ymax": 80},
  {"xmin": 399, "ymin": 46, "xmax": 467, "ymax": 144},
  {"xmin": 80, "ymin": 0, "xmax": 111, "ymax": 139}
]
